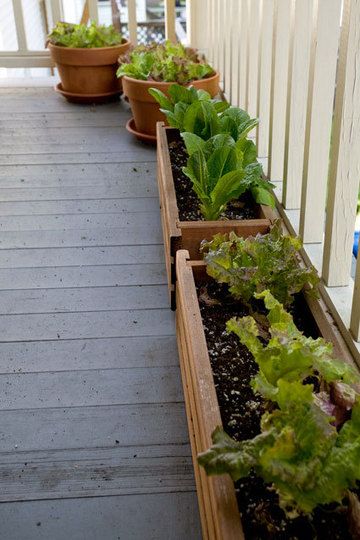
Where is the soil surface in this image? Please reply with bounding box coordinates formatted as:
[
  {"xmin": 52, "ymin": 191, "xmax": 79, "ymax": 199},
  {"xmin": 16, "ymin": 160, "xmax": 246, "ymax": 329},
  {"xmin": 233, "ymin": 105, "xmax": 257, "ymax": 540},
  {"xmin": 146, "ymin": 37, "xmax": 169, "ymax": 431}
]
[
  {"xmin": 197, "ymin": 280, "xmax": 354, "ymax": 540},
  {"xmin": 168, "ymin": 137, "xmax": 258, "ymax": 221}
]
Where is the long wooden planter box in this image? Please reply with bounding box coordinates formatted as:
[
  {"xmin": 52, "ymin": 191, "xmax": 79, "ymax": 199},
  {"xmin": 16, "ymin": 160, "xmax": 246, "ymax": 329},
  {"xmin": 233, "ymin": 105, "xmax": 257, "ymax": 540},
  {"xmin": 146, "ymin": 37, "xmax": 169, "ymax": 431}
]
[
  {"xmin": 175, "ymin": 250, "xmax": 357, "ymax": 540},
  {"xmin": 156, "ymin": 122, "xmax": 276, "ymax": 308}
]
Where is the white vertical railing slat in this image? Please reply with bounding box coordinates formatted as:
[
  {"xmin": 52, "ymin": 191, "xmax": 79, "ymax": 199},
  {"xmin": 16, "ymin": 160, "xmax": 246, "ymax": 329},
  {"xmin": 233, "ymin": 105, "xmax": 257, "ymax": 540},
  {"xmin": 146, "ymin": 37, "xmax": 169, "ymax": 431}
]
[
  {"xmin": 282, "ymin": 0, "xmax": 315, "ymax": 210},
  {"xmin": 238, "ymin": 0, "xmax": 249, "ymax": 110},
  {"xmin": 230, "ymin": 0, "xmax": 240, "ymax": 107},
  {"xmin": 88, "ymin": 0, "xmax": 99, "ymax": 22},
  {"xmin": 224, "ymin": 0, "xmax": 232, "ymax": 100},
  {"xmin": 322, "ymin": 0, "xmax": 360, "ymax": 287},
  {"xmin": 299, "ymin": 0, "xmax": 342, "ymax": 243},
  {"xmin": 165, "ymin": 0, "xmax": 176, "ymax": 42},
  {"xmin": 246, "ymin": 0, "xmax": 261, "ymax": 118},
  {"xmin": 12, "ymin": 0, "xmax": 28, "ymax": 51},
  {"xmin": 268, "ymin": 0, "xmax": 293, "ymax": 181},
  {"xmin": 127, "ymin": 0, "xmax": 137, "ymax": 46},
  {"xmin": 49, "ymin": 0, "xmax": 63, "ymax": 25},
  {"xmin": 257, "ymin": 0, "xmax": 274, "ymax": 162}
]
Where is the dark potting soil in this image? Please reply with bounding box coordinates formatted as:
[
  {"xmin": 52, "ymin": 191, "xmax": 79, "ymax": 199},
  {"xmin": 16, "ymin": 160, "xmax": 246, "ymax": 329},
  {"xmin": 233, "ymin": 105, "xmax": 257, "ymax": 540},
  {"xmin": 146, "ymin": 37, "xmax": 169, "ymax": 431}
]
[
  {"xmin": 197, "ymin": 281, "xmax": 353, "ymax": 540},
  {"xmin": 167, "ymin": 137, "xmax": 258, "ymax": 221}
]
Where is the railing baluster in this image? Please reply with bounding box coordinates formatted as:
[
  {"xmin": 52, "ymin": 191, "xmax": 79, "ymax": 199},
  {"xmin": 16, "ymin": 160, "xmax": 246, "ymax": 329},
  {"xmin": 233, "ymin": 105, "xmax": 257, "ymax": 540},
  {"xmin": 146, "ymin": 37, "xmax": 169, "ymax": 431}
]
[
  {"xmin": 258, "ymin": 0, "xmax": 274, "ymax": 162},
  {"xmin": 238, "ymin": 0, "xmax": 249, "ymax": 110},
  {"xmin": 247, "ymin": 0, "xmax": 261, "ymax": 118},
  {"xmin": 127, "ymin": 0, "xmax": 137, "ymax": 46},
  {"xmin": 224, "ymin": 0, "xmax": 232, "ymax": 100},
  {"xmin": 48, "ymin": 0, "xmax": 63, "ymax": 26},
  {"xmin": 322, "ymin": 0, "xmax": 360, "ymax": 287},
  {"xmin": 282, "ymin": 0, "xmax": 315, "ymax": 210},
  {"xmin": 87, "ymin": 0, "xmax": 99, "ymax": 22},
  {"xmin": 12, "ymin": 0, "xmax": 27, "ymax": 51},
  {"xmin": 165, "ymin": 0, "xmax": 176, "ymax": 42},
  {"xmin": 230, "ymin": 0, "xmax": 240, "ymax": 107},
  {"xmin": 268, "ymin": 0, "xmax": 293, "ymax": 181},
  {"xmin": 299, "ymin": 0, "xmax": 342, "ymax": 243}
]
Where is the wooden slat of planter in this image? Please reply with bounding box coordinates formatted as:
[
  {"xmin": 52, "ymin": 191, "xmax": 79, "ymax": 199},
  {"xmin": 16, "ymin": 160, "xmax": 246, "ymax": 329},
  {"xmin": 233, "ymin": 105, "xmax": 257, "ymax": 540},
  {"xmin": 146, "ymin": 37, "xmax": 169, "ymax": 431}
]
[
  {"xmin": 157, "ymin": 122, "xmax": 276, "ymax": 308},
  {"xmin": 176, "ymin": 250, "xmax": 244, "ymax": 540}
]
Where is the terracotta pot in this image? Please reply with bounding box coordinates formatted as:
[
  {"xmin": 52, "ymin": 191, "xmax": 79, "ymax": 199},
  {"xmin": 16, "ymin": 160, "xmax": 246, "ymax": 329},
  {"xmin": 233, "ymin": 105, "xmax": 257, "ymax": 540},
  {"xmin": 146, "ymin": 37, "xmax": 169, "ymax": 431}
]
[
  {"xmin": 122, "ymin": 72, "xmax": 220, "ymax": 137},
  {"xmin": 49, "ymin": 40, "xmax": 130, "ymax": 99}
]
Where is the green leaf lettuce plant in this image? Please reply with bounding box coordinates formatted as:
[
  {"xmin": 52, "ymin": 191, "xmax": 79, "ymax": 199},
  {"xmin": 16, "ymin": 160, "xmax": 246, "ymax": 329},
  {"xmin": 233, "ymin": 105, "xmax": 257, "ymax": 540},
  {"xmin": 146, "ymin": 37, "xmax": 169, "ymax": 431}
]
[
  {"xmin": 198, "ymin": 291, "xmax": 360, "ymax": 516},
  {"xmin": 117, "ymin": 41, "xmax": 214, "ymax": 83},
  {"xmin": 201, "ymin": 221, "xmax": 319, "ymax": 306},
  {"xmin": 48, "ymin": 21, "xmax": 123, "ymax": 48}
]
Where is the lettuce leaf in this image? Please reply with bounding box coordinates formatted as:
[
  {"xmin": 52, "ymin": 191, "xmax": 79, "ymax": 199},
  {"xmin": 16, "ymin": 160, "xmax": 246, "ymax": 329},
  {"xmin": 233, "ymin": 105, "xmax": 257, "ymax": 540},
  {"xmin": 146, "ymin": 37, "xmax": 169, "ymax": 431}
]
[{"xmin": 202, "ymin": 221, "xmax": 318, "ymax": 306}]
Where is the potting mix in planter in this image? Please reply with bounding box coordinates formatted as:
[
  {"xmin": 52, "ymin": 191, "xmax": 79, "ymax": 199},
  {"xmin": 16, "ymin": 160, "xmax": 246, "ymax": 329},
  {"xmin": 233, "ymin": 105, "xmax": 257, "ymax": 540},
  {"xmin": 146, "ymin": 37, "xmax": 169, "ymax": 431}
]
[
  {"xmin": 48, "ymin": 21, "xmax": 130, "ymax": 103},
  {"xmin": 117, "ymin": 42, "xmax": 219, "ymax": 139},
  {"xmin": 189, "ymin": 225, "xmax": 360, "ymax": 538}
]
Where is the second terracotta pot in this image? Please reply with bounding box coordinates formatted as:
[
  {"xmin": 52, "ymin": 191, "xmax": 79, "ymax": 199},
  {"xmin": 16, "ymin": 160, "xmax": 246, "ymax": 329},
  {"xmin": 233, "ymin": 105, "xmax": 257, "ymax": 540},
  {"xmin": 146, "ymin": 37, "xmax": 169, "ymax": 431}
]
[
  {"xmin": 122, "ymin": 72, "xmax": 220, "ymax": 137},
  {"xmin": 49, "ymin": 40, "xmax": 131, "ymax": 101}
]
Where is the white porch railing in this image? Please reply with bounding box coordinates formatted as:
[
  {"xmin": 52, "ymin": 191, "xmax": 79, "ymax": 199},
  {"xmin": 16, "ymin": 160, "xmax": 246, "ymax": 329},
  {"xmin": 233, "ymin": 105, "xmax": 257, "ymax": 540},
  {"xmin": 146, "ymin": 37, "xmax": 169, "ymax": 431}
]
[
  {"xmin": 188, "ymin": 0, "xmax": 360, "ymax": 361},
  {"xmin": 0, "ymin": 0, "xmax": 178, "ymax": 68}
]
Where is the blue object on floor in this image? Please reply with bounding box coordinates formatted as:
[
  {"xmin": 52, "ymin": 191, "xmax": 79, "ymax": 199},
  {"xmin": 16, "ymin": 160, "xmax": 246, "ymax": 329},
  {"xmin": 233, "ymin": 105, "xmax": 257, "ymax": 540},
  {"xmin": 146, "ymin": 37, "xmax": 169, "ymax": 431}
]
[{"xmin": 353, "ymin": 230, "xmax": 359, "ymax": 258}]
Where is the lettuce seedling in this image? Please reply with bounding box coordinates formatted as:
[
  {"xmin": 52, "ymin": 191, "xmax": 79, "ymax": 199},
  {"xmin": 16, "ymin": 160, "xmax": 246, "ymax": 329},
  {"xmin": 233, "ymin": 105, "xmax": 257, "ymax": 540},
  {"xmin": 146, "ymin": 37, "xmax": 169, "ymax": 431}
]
[
  {"xmin": 182, "ymin": 139, "xmax": 274, "ymax": 220},
  {"xmin": 48, "ymin": 21, "xmax": 123, "ymax": 48},
  {"xmin": 117, "ymin": 41, "xmax": 214, "ymax": 83},
  {"xmin": 201, "ymin": 221, "xmax": 318, "ymax": 306}
]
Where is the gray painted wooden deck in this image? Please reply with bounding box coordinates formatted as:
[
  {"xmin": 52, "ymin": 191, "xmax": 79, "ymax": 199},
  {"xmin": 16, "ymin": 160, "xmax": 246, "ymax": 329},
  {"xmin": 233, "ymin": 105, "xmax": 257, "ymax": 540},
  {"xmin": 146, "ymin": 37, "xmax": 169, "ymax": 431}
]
[{"xmin": 0, "ymin": 87, "xmax": 201, "ymax": 540}]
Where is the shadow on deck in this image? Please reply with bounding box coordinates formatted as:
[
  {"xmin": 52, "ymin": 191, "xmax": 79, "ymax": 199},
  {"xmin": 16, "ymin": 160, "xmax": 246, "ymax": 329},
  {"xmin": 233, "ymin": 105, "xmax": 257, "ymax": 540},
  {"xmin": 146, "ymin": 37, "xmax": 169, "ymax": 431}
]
[{"xmin": 0, "ymin": 87, "xmax": 201, "ymax": 540}]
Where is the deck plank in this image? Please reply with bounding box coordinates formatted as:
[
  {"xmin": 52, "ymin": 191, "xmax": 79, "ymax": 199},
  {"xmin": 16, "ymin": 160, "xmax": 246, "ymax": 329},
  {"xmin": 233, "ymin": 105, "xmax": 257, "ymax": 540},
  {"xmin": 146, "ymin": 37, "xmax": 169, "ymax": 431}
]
[{"xmin": 0, "ymin": 87, "xmax": 200, "ymax": 538}]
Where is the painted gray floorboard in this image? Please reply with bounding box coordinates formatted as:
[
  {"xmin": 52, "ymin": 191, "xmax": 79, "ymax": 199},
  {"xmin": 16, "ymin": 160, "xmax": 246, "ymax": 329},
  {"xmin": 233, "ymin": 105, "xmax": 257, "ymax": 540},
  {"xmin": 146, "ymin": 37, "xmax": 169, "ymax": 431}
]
[
  {"xmin": 0, "ymin": 285, "xmax": 169, "ymax": 314},
  {"xmin": 0, "ymin": 367, "xmax": 182, "ymax": 410},
  {"xmin": 0, "ymin": 492, "xmax": 202, "ymax": 540},
  {"xmin": 0, "ymin": 198, "xmax": 159, "ymax": 215},
  {"xmin": 0, "ymin": 264, "xmax": 166, "ymax": 289},
  {"xmin": 0, "ymin": 211, "xmax": 160, "ymax": 231},
  {"xmin": 0, "ymin": 184, "xmax": 158, "ymax": 200},
  {"xmin": 0, "ymin": 335, "xmax": 178, "ymax": 373},
  {"xmin": 0, "ymin": 403, "xmax": 188, "ymax": 451},
  {"xmin": 0, "ymin": 161, "xmax": 155, "ymax": 179},
  {"xmin": 0, "ymin": 227, "xmax": 163, "ymax": 248},
  {"xmin": 0, "ymin": 87, "xmax": 200, "ymax": 537},
  {"xmin": 0, "ymin": 308, "xmax": 175, "ymax": 341},
  {"xmin": 1, "ymin": 150, "xmax": 156, "ymax": 165},
  {"xmin": 0, "ymin": 245, "xmax": 164, "ymax": 268},
  {"xmin": 0, "ymin": 110, "xmax": 130, "ymax": 128}
]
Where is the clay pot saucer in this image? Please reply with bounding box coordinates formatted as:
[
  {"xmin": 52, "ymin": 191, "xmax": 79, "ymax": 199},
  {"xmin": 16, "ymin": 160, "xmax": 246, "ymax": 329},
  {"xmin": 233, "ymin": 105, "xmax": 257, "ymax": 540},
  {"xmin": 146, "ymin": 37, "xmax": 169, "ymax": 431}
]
[
  {"xmin": 55, "ymin": 83, "xmax": 121, "ymax": 104},
  {"xmin": 126, "ymin": 117, "xmax": 157, "ymax": 145}
]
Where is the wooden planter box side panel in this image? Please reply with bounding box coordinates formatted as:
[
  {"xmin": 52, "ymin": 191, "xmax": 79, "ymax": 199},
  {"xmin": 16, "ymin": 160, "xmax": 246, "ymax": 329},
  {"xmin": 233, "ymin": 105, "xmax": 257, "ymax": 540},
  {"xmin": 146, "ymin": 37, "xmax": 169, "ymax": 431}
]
[{"xmin": 176, "ymin": 250, "xmax": 244, "ymax": 540}]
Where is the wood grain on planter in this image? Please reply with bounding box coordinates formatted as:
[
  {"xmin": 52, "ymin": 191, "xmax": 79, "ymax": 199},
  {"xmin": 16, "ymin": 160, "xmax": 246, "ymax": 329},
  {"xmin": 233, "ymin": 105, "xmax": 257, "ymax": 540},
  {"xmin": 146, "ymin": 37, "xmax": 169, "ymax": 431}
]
[
  {"xmin": 176, "ymin": 250, "xmax": 244, "ymax": 540},
  {"xmin": 175, "ymin": 250, "xmax": 357, "ymax": 540},
  {"xmin": 157, "ymin": 122, "xmax": 276, "ymax": 307}
]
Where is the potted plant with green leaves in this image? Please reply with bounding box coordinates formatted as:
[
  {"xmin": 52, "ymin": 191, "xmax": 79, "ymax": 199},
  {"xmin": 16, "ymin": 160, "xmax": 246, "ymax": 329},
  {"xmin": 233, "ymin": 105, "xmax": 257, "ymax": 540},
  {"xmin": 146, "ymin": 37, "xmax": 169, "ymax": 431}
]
[
  {"xmin": 48, "ymin": 21, "xmax": 130, "ymax": 103},
  {"xmin": 116, "ymin": 41, "xmax": 219, "ymax": 140},
  {"xmin": 153, "ymin": 84, "xmax": 276, "ymax": 306},
  {"xmin": 175, "ymin": 224, "xmax": 360, "ymax": 539}
]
